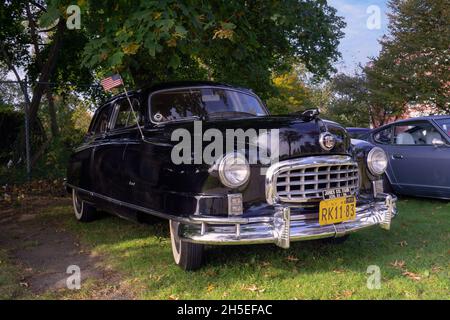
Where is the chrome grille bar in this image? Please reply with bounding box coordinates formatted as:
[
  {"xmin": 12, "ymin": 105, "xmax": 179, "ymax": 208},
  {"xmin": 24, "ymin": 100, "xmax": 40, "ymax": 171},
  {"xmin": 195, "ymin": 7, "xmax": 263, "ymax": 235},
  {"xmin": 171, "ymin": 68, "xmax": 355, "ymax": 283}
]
[{"xmin": 265, "ymin": 156, "xmax": 359, "ymax": 205}]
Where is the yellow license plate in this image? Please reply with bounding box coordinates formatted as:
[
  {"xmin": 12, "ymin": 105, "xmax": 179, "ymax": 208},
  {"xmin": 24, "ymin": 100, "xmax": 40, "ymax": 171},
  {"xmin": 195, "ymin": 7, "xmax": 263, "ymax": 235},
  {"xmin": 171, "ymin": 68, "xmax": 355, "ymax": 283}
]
[{"xmin": 319, "ymin": 196, "xmax": 356, "ymax": 226}]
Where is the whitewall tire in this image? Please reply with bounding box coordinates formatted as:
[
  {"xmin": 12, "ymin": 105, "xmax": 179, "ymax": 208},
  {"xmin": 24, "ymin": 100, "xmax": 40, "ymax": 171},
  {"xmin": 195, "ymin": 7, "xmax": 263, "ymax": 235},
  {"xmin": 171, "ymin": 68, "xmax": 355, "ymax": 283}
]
[
  {"xmin": 72, "ymin": 189, "xmax": 98, "ymax": 222},
  {"xmin": 169, "ymin": 220, "xmax": 204, "ymax": 271}
]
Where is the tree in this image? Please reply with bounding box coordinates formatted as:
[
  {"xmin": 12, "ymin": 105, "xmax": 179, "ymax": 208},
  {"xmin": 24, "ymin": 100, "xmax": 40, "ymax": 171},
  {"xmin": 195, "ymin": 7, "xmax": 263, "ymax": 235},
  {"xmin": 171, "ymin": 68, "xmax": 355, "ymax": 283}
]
[
  {"xmin": 368, "ymin": 0, "xmax": 450, "ymax": 113},
  {"xmin": 43, "ymin": 0, "xmax": 345, "ymax": 97},
  {"xmin": 324, "ymin": 73, "xmax": 371, "ymax": 127},
  {"xmin": 266, "ymin": 66, "xmax": 314, "ymax": 114}
]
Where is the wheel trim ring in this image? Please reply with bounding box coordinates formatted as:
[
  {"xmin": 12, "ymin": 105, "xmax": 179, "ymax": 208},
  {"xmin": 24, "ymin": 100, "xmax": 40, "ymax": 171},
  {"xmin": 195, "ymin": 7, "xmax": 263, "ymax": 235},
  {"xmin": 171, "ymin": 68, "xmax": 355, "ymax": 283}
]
[
  {"xmin": 169, "ymin": 220, "xmax": 182, "ymax": 264},
  {"xmin": 72, "ymin": 190, "xmax": 84, "ymax": 219}
]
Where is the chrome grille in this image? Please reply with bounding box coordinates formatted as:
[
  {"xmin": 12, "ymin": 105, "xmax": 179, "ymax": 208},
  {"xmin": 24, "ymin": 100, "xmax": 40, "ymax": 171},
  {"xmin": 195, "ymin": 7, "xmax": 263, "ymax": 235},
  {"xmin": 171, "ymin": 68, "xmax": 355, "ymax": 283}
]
[{"xmin": 266, "ymin": 156, "xmax": 359, "ymax": 204}]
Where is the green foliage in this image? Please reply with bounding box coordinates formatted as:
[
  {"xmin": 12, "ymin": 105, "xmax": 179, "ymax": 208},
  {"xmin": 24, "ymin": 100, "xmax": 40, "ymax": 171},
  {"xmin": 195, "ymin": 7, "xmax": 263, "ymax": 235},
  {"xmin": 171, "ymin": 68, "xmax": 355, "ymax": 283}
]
[
  {"xmin": 0, "ymin": 1, "xmax": 30, "ymax": 67},
  {"xmin": 367, "ymin": 0, "xmax": 450, "ymax": 112},
  {"xmin": 266, "ymin": 66, "xmax": 314, "ymax": 114},
  {"xmin": 323, "ymin": 73, "xmax": 371, "ymax": 127},
  {"xmin": 43, "ymin": 0, "xmax": 345, "ymax": 96}
]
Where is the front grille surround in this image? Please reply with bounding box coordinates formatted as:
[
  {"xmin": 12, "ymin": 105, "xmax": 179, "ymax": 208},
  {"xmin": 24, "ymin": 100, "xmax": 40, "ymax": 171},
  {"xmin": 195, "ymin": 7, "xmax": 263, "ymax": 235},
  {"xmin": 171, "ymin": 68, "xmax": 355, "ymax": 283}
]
[{"xmin": 266, "ymin": 156, "xmax": 359, "ymax": 205}]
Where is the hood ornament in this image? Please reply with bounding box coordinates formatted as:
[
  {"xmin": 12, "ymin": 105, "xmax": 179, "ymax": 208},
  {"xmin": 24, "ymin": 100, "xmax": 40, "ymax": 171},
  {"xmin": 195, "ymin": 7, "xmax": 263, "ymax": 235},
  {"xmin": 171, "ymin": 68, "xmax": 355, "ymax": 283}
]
[{"xmin": 319, "ymin": 132, "xmax": 336, "ymax": 151}]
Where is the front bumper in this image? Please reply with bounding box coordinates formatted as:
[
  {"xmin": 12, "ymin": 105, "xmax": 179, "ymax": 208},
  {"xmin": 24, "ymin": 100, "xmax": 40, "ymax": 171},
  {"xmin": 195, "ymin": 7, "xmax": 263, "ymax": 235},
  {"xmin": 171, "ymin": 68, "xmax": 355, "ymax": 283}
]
[{"xmin": 179, "ymin": 193, "xmax": 397, "ymax": 248}]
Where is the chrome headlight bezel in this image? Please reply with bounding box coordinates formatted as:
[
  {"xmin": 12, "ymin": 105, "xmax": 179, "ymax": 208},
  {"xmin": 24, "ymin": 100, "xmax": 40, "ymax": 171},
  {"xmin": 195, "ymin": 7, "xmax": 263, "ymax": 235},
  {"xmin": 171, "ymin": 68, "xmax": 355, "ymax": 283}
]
[
  {"xmin": 367, "ymin": 147, "xmax": 388, "ymax": 176},
  {"xmin": 218, "ymin": 153, "xmax": 250, "ymax": 188}
]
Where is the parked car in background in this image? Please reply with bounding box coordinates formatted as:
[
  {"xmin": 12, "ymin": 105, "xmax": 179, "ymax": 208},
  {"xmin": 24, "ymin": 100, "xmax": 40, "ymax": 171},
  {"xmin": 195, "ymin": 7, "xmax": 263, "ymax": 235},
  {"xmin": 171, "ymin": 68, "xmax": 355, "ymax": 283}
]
[
  {"xmin": 367, "ymin": 116, "xmax": 450, "ymax": 199},
  {"xmin": 66, "ymin": 81, "xmax": 397, "ymax": 270},
  {"xmin": 346, "ymin": 127, "xmax": 371, "ymax": 140}
]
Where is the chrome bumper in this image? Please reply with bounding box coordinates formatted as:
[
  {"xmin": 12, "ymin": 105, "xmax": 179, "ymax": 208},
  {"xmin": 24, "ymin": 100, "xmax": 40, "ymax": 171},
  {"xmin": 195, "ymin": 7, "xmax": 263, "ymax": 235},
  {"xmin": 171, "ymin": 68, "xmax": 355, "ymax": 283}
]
[{"xmin": 179, "ymin": 193, "xmax": 397, "ymax": 248}]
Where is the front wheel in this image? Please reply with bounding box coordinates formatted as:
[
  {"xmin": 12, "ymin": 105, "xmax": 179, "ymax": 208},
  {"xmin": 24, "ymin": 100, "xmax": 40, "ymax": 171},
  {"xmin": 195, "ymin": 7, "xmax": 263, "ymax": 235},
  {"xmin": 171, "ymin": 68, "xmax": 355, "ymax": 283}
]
[
  {"xmin": 169, "ymin": 220, "xmax": 204, "ymax": 271},
  {"xmin": 72, "ymin": 189, "xmax": 98, "ymax": 222}
]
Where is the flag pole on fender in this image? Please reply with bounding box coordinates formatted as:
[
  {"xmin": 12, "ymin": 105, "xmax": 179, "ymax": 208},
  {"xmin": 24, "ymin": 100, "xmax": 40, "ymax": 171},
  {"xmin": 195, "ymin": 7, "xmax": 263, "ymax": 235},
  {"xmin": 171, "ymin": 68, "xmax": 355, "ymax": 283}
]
[{"xmin": 100, "ymin": 74, "xmax": 145, "ymax": 140}]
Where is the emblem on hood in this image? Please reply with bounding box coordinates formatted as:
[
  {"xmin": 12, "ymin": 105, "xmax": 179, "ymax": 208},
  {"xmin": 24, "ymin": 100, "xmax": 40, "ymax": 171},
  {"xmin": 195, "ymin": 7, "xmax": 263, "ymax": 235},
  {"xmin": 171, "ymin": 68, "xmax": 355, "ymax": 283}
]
[{"xmin": 319, "ymin": 132, "xmax": 336, "ymax": 151}]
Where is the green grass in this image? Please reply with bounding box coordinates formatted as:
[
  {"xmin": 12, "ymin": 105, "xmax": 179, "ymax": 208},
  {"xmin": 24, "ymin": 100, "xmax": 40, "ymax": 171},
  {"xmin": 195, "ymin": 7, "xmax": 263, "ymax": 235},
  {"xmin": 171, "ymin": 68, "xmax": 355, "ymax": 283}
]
[
  {"xmin": 64, "ymin": 198, "xmax": 450, "ymax": 299},
  {"xmin": 0, "ymin": 249, "xmax": 27, "ymax": 299},
  {"xmin": 1, "ymin": 198, "xmax": 449, "ymax": 299}
]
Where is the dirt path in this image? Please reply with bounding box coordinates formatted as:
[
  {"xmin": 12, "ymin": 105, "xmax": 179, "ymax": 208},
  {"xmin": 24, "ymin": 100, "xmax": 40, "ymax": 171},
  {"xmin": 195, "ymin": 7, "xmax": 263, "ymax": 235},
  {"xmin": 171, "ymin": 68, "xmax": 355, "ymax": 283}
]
[{"xmin": 0, "ymin": 197, "xmax": 132, "ymax": 299}]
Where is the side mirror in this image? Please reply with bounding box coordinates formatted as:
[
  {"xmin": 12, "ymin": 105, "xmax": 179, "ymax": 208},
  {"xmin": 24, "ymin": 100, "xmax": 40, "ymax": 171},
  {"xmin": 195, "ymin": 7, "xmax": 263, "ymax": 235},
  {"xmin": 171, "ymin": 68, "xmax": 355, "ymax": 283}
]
[{"xmin": 432, "ymin": 139, "xmax": 446, "ymax": 147}]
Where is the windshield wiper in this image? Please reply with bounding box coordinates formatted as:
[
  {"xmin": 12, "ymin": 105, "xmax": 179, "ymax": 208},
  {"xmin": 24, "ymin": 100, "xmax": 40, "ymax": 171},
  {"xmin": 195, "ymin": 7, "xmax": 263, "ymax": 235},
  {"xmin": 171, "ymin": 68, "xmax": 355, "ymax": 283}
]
[{"xmin": 208, "ymin": 111, "xmax": 258, "ymax": 118}]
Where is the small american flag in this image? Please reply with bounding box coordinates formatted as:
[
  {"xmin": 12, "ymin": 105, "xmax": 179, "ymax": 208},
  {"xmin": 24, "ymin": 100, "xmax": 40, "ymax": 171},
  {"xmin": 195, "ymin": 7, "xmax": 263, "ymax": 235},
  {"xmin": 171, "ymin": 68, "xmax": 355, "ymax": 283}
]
[{"xmin": 100, "ymin": 74, "xmax": 123, "ymax": 91}]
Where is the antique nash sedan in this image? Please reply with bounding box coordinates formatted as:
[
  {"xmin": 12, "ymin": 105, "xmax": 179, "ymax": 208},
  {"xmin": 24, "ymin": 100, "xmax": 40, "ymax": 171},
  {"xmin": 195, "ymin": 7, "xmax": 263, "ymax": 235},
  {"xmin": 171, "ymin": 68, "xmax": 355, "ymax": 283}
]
[{"xmin": 66, "ymin": 82, "xmax": 397, "ymax": 270}]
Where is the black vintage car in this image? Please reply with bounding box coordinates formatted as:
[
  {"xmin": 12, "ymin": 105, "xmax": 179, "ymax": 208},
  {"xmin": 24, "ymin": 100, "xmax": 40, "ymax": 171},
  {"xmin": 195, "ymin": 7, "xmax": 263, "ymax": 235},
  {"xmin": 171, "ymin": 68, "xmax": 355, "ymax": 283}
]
[{"xmin": 66, "ymin": 81, "xmax": 397, "ymax": 270}]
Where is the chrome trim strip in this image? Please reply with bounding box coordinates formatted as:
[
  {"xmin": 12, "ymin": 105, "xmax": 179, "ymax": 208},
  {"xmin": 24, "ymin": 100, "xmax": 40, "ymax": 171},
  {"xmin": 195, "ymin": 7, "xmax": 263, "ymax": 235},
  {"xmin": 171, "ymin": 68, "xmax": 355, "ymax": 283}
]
[{"xmin": 66, "ymin": 183, "xmax": 197, "ymax": 224}]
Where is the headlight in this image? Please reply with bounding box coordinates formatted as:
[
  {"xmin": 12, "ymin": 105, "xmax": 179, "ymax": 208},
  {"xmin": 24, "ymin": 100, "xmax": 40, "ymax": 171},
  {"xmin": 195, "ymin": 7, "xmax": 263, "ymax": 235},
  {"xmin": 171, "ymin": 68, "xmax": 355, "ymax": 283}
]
[
  {"xmin": 218, "ymin": 153, "xmax": 250, "ymax": 188},
  {"xmin": 367, "ymin": 147, "xmax": 388, "ymax": 176}
]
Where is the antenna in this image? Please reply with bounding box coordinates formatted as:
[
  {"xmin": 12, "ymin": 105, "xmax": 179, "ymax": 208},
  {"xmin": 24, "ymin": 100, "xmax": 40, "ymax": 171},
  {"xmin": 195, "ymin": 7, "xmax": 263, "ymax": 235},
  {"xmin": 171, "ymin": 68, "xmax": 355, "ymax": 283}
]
[{"xmin": 121, "ymin": 86, "xmax": 145, "ymax": 141}]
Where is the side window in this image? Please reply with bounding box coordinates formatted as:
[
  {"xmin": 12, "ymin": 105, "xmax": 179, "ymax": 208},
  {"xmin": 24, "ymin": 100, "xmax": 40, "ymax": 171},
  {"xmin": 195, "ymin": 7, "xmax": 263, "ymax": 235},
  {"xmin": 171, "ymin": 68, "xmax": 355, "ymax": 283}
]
[
  {"xmin": 111, "ymin": 98, "xmax": 142, "ymax": 130},
  {"xmin": 91, "ymin": 105, "xmax": 113, "ymax": 134},
  {"xmin": 393, "ymin": 121, "xmax": 444, "ymax": 145},
  {"xmin": 373, "ymin": 127, "xmax": 392, "ymax": 144}
]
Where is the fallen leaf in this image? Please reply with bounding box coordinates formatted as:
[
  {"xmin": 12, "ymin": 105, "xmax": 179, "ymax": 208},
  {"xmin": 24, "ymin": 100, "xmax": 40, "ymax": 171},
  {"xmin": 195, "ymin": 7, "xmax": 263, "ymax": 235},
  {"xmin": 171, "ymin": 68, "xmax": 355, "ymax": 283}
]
[
  {"xmin": 286, "ymin": 255, "xmax": 299, "ymax": 262},
  {"xmin": 403, "ymin": 271, "xmax": 421, "ymax": 281},
  {"xmin": 431, "ymin": 265, "xmax": 442, "ymax": 273},
  {"xmin": 20, "ymin": 282, "xmax": 29, "ymax": 287},
  {"xmin": 168, "ymin": 294, "xmax": 179, "ymax": 300},
  {"xmin": 398, "ymin": 241, "xmax": 408, "ymax": 247},
  {"xmin": 333, "ymin": 269, "xmax": 345, "ymax": 274},
  {"xmin": 335, "ymin": 290, "xmax": 353, "ymax": 299},
  {"xmin": 243, "ymin": 284, "xmax": 266, "ymax": 293},
  {"xmin": 206, "ymin": 284, "xmax": 215, "ymax": 292},
  {"xmin": 203, "ymin": 269, "xmax": 218, "ymax": 277},
  {"xmin": 390, "ymin": 260, "xmax": 406, "ymax": 269}
]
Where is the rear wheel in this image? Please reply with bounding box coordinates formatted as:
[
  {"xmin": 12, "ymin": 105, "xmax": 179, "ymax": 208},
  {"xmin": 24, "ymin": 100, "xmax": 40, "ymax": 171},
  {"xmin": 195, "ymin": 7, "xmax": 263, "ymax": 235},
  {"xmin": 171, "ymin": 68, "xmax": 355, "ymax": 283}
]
[
  {"xmin": 72, "ymin": 189, "xmax": 98, "ymax": 222},
  {"xmin": 169, "ymin": 220, "xmax": 204, "ymax": 271}
]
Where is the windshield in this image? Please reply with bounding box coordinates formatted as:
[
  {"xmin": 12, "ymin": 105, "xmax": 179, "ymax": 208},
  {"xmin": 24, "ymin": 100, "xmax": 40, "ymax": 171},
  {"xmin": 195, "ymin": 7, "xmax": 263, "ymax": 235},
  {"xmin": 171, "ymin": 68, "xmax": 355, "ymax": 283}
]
[
  {"xmin": 149, "ymin": 87, "xmax": 268, "ymax": 123},
  {"xmin": 436, "ymin": 118, "xmax": 450, "ymax": 137}
]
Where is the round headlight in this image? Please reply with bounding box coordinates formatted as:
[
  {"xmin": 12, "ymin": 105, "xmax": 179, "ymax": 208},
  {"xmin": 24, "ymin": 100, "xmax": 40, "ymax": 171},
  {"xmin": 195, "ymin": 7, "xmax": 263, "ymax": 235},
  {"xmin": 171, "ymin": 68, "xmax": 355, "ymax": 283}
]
[
  {"xmin": 218, "ymin": 153, "xmax": 250, "ymax": 188},
  {"xmin": 367, "ymin": 147, "xmax": 388, "ymax": 176}
]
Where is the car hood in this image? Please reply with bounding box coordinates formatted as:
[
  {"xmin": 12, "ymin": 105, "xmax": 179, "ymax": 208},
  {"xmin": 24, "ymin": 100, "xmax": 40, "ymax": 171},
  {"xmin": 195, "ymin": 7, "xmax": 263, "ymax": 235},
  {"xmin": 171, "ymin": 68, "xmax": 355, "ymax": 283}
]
[{"xmin": 148, "ymin": 115, "xmax": 352, "ymax": 162}]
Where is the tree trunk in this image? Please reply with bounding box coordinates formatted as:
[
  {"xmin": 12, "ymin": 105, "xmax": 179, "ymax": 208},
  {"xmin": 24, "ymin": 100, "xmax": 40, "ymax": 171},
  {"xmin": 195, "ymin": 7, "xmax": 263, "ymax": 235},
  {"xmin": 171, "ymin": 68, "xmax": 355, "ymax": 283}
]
[
  {"xmin": 46, "ymin": 88, "xmax": 59, "ymax": 137},
  {"xmin": 28, "ymin": 18, "xmax": 65, "ymax": 129},
  {"xmin": 26, "ymin": 3, "xmax": 58, "ymax": 138}
]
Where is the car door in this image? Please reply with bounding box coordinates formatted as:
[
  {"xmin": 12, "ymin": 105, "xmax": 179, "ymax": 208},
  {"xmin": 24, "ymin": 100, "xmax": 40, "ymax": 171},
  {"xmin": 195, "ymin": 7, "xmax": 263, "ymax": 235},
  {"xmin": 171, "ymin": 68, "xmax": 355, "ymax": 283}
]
[
  {"xmin": 90, "ymin": 103, "xmax": 115, "ymax": 199},
  {"xmin": 387, "ymin": 120, "xmax": 450, "ymax": 198},
  {"xmin": 93, "ymin": 98, "xmax": 141, "ymax": 204}
]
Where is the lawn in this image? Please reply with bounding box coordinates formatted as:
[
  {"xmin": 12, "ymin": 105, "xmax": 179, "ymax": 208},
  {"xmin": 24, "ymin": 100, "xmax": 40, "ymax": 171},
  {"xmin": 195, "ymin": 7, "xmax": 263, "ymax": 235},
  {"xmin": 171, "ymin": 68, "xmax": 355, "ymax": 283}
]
[{"xmin": 1, "ymin": 197, "xmax": 449, "ymax": 299}]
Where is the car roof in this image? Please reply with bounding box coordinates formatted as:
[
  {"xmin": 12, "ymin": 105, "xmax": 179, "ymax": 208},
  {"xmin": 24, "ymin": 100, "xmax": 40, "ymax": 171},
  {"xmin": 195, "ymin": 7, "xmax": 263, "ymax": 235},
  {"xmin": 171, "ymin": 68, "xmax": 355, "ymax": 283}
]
[
  {"xmin": 374, "ymin": 115, "xmax": 450, "ymax": 131},
  {"xmin": 99, "ymin": 81, "xmax": 254, "ymax": 107},
  {"xmin": 146, "ymin": 80, "xmax": 252, "ymax": 93}
]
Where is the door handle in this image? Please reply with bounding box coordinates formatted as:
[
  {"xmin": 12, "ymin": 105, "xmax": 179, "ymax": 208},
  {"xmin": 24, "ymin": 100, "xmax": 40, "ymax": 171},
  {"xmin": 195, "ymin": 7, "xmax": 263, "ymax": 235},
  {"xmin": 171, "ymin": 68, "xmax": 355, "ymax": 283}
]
[{"xmin": 392, "ymin": 154, "xmax": 404, "ymax": 159}]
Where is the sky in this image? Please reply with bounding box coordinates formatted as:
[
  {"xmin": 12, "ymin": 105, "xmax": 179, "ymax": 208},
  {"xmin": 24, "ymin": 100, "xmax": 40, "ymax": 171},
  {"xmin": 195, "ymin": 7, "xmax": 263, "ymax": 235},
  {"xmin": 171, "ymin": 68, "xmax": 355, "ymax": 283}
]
[{"xmin": 328, "ymin": 0, "xmax": 390, "ymax": 74}]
